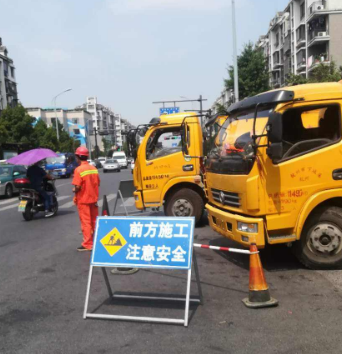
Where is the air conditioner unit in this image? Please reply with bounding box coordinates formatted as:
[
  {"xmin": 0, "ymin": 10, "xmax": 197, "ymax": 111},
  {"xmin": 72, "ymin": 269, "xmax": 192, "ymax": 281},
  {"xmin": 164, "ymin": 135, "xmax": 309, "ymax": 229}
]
[
  {"xmin": 318, "ymin": 31, "xmax": 327, "ymax": 36},
  {"xmin": 316, "ymin": 5, "xmax": 324, "ymax": 11}
]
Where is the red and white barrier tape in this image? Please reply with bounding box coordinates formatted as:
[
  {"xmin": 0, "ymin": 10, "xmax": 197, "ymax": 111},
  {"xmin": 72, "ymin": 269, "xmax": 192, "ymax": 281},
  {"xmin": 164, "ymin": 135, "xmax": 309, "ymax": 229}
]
[{"xmin": 193, "ymin": 243, "xmax": 258, "ymax": 255}]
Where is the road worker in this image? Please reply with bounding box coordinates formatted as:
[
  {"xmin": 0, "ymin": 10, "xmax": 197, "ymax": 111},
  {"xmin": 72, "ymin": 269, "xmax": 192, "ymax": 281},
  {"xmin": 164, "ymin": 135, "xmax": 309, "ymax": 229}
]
[{"xmin": 72, "ymin": 146, "xmax": 100, "ymax": 251}]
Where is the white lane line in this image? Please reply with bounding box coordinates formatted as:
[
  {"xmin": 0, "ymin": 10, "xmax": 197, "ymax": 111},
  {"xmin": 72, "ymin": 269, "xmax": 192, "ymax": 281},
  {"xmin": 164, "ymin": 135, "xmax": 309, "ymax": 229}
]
[
  {"xmin": 56, "ymin": 182, "xmax": 72, "ymax": 188},
  {"xmin": 0, "ymin": 197, "xmax": 17, "ymax": 206},
  {"xmin": 60, "ymin": 193, "xmax": 117, "ymax": 209},
  {"xmin": 0, "ymin": 203, "xmax": 19, "ymax": 212},
  {"xmin": 59, "ymin": 200, "xmax": 75, "ymax": 209},
  {"xmin": 57, "ymin": 196, "xmax": 70, "ymax": 202}
]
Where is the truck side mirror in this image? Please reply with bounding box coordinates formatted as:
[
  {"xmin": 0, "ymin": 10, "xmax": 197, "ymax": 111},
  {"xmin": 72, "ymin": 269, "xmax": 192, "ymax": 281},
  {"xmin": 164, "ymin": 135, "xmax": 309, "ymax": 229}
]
[{"xmin": 266, "ymin": 112, "xmax": 282, "ymax": 143}]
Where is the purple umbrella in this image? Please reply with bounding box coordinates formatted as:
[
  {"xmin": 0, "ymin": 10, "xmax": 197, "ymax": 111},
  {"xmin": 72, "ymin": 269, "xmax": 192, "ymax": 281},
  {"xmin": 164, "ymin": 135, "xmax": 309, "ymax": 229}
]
[{"xmin": 7, "ymin": 148, "xmax": 58, "ymax": 166}]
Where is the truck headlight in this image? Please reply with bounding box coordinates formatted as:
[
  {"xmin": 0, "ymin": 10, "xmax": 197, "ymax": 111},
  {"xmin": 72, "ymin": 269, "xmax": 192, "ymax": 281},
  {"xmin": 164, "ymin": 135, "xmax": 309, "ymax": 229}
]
[
  {"xmin": 61, "ymin": 168, "xmax": 66, "ymax": 172},
  {"xmin": 237, "ymin": 222, "xmax": 258, "ymax": 233}
]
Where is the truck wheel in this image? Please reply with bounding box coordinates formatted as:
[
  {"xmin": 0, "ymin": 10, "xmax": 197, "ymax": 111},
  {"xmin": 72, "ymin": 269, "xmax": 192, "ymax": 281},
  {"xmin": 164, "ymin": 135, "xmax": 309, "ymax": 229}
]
[
  {"xmin": 165, "ymin": 189, "xmax": 204, "ymax": 224},
  {"xmin": 5, "ymin": 184, "xmax": 13, "ymax": 198},
  {"xmin": 22, "ymin": 202, "xmax": 34, "ymax": 221},
  {"xmin": 293, "ymin": 206, "xmax": 342, "ymax": 269}
]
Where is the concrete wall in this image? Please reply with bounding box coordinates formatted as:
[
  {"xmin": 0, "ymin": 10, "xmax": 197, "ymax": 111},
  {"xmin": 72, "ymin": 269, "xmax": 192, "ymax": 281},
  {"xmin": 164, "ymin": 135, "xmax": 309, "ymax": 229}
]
[{"xmin": 328, "ymin": 13, "xmax": 342, "ymax": 67}]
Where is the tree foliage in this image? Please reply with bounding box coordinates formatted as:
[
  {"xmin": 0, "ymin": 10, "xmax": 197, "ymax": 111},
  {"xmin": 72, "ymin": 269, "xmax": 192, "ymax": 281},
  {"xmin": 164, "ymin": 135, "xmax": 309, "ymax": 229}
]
[
  {"xmin": 225, "ymin": 42, "xmax": 269, "ymax": 100},
  {"xmin": 286, "ymin": 61, "xmax": 342, "ymax": 86},
  {"xmin": 0, "ymin": 105, "xmax": 80, "ymax": 152}
]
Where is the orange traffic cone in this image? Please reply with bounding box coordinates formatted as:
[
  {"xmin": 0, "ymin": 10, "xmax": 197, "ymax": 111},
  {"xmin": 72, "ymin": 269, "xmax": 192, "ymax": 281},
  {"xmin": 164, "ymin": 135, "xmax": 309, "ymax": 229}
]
[
  {"xmin": 101, "ymin": 195, "xmax": 110, "ymax": 216},
  {"xmin": 242, "ymin": 244, "xmax": 278, "ymax": 308}
]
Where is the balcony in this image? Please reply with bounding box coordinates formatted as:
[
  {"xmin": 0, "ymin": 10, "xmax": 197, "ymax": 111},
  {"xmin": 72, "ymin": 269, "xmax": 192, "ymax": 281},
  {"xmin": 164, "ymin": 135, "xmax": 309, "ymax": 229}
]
[
  {"xmin": 308, "ymin": 1, "xmax": 326, "ymax": 21},
  {"xmin": 272, "ymin": 77, "xmax": 281, "ymax": 88},
  {"xmin": 297, "ymin": 59, "xmax": 307, "ymax": 72},
  {"xmin": 308, "ymin": 53, "xmax": 330, "ymax": 72},
  {"xmin": 308, "ymin": 30, "xmax": 329, "ymax": 47},
  {"xmin": 296, "ymin": 36, "xmax": 306, "ymax": 48}
]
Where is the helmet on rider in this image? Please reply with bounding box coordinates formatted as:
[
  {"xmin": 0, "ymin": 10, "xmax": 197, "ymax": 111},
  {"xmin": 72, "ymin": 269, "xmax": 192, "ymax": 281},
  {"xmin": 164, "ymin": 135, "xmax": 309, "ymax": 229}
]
[{"xmin": 75, "ymin": 146, "xmax": 89, "ymax": 157}]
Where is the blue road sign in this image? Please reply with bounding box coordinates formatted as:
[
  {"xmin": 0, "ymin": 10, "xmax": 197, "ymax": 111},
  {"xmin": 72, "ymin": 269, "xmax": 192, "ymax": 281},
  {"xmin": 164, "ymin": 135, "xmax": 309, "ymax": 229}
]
[
  {"xmin": 91, "ymin": 216, "xmax": 195, "ymax": 269},
  {"xmin": 160, "ymin": 107, "xmax": 180, "ymax": 115}
]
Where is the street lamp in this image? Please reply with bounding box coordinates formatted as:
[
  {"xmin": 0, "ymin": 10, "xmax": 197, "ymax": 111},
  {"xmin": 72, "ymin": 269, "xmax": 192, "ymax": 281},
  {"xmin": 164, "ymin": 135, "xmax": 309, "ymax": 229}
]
[{"xmin": 52, "ymin": 88, "xmax": 72, "ymax": 141}]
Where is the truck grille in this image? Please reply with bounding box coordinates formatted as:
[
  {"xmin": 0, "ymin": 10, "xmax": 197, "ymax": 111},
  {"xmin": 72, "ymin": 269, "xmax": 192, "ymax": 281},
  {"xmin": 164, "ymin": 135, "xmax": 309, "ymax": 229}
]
[{"xmin": 211, "ymin": 188, "xmax": 240, "ymax": 208}]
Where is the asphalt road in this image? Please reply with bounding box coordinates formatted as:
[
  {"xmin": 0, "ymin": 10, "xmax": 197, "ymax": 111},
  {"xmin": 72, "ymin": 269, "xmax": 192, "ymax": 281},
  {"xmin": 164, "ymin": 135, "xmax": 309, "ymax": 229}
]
[{"xmin": 1, "ymin": 168, "xmax": 342, "ymax": 354}]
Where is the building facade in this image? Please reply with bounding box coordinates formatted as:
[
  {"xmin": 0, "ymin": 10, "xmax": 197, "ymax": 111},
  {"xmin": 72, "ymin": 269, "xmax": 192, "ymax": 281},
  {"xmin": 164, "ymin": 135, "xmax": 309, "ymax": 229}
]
[
  {"xmin": 258, "ymin": 0, "xmax": 342, "ymax": 88},
  {"xmin": 76, "ymin": 97, "xmax": 134, "ymax": 151},
  {"xmin": 211, "ymin": 89, "xmax": 233, "ymax": 115},
  {"xmin": 26, "ymin": 107, "xmax": 93, "ymax": 153},
  {"xmin": 0, "ymin": 37, "xmax": 18, "ymax": 114}
]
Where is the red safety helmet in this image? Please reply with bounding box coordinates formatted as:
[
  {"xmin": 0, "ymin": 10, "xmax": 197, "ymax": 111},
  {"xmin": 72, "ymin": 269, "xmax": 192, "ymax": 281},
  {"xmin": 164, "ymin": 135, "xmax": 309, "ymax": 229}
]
[{"xmin": 75, "ymin": 146, "xmax": 89, "ymax": 157}]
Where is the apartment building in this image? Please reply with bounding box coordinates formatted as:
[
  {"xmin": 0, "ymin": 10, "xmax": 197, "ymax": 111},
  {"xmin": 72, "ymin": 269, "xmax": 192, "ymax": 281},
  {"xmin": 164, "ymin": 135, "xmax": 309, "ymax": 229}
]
[
  {"xmin": 26, "ymin": 107, "xmax": 92, "ymax": 151},
  {"xmin": 258, "ymin": 0, "xmax": 342, "ymax": 88},
  {"xmin": 76, "ymin": 97, "xmax": 134, "ymax": 151},
  {"xmin": 211, "ymin": 89, "xmax": 233, "ymax": 114},
  {"xmin": 0, "ymin": 37, "xmax": 18, "ymax": 114}
]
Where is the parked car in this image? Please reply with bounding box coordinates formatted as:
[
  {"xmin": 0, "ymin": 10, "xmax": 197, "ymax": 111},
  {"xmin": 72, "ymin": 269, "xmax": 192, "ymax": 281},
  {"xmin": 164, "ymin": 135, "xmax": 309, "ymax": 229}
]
[
  {"xmin": 103, "ymin": 159, "xmax": 121, "ymax": 173},
  {"xmin": 87, "ymin": 159, "xmax": 96, "ymax": 167},
  {"xmin": 45, "ymin": 153, "xmax": 78, "ymax": 178},
  {"xmin": 98, "ymin": 157, "xmax": 106, "ymax": 167},
  {"xmin": 112, "ymin": 152, "xmax": 128, "ymax": 169},
  {"xmin": 94, "ymin": 159, "xmax": 102, "ymax": 168},
  {"xmin": 0, "ymin": 164, "xmax": 27, "ymax": 198}
]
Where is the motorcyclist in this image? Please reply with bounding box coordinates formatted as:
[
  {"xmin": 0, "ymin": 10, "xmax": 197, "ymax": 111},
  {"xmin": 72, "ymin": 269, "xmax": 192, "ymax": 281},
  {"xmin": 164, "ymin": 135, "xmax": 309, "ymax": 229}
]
[{"xmin": 26, "ymin": 161, "xmax": 54, "ymax": 218}]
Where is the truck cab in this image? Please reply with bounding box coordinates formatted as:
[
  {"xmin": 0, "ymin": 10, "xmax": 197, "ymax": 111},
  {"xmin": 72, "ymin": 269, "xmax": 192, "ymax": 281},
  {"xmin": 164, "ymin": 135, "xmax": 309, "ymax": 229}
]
[
  {"xmin": 205, "ymin": 82, "xmax": 342, "ymax": 269},
  {"xmin": 45, "ymin": 153, "xmax": 77, "ymax": 178},
  {"xmin": 130, "ymin": 112, "xmax": 206, "ymax": 223}
]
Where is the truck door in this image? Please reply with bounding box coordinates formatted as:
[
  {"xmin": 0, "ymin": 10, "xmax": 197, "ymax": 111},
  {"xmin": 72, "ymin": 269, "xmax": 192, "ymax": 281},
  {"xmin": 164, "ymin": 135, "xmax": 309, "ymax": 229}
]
[{"xmin": 141, "ymin": 125, "xmax": 192, "ymax": 205}]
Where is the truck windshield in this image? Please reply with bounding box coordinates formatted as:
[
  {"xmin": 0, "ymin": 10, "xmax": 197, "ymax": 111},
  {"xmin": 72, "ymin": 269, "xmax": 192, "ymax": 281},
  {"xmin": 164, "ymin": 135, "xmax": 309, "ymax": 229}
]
[
  {"xmin": 46, "ymin": 156, "xmax": 66, "ymax": 165},
  {"xmin": 206, "ymin": 107, "xmax": 273, "ymax": 175}
]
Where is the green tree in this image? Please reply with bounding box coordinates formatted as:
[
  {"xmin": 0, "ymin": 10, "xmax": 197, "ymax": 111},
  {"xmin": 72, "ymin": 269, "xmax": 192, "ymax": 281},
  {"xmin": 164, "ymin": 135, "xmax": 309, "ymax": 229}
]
[
  {"xmin": 0, "ymin": 104, "xmax": 35, "ymax": 144},
  {"xmin": 309, "ymin": 61, "xmax": 342, "ymax": 83},
  {"xmin": 214, "ymin": 103, "xmax": 228, "ymax": 115},
  {"xmin": 286, "ymin": 61, "xmax": 342, "ymax": 86},
  {"xmin": 225, "ymin": 42, "xmax": 269, "ymax": 100}
]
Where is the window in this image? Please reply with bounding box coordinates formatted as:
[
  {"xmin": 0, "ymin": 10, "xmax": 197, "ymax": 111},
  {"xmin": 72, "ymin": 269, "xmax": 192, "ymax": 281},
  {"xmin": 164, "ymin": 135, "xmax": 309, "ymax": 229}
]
[
  {"xmin": 146, "ymin": 127, "xmax": 182, "ymax": 160},
  {"xmin": 72, "ymin": 118, "xmax": 78, "ymax": 124},
  {"xmin": 10, "ymin": 67, "xmax": 15, "ymax": 78},
  {"xmin": 88, "ymin": 104, "xmax": 94, "ymax": 110},
  {"xmin": 280, "ymin": 104, "xmax": 340, "ymax": 160},
  {"xmin": 300, "ymin": 2, "xmax": 305, "ymax": 20},
  {"xmin": 74, "ymin": 129, "xmax": 80, "ymax": 135}
]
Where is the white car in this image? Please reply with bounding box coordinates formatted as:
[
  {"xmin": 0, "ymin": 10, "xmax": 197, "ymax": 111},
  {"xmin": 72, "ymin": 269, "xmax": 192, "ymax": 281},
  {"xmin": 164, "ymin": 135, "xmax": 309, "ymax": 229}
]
[
  {"xmin": 112, "ymin": 152, "xmax": 128, "ymax": 169},
  {"xmin": 103, "ymin": 159, "xmax": 121, "ymax": 173}
]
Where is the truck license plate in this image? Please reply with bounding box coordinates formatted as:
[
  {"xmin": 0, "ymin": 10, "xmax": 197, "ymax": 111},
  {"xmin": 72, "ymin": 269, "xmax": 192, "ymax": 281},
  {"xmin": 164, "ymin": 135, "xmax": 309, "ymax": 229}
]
[{"xmin": 18, "ymin": 200, "xmax": 27, "ymax": 212}]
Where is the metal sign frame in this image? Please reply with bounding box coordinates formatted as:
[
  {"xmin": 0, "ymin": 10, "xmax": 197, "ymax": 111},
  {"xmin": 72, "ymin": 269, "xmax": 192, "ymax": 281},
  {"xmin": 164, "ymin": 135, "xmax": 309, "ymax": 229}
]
[{"xmin": 83, "ymin": 217, "xmax": 202, "ymax": 326}]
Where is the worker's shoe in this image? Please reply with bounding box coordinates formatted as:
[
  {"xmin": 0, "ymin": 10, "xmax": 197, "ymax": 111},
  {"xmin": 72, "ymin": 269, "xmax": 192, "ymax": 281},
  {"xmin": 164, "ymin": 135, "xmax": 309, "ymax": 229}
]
[
  {"xmin": 77, "ymin": 246, "xmax": 92, "ymax": 252},
  {"xmin": 45, "ymin": 210, "xmax": 54, "ymax": 218}
]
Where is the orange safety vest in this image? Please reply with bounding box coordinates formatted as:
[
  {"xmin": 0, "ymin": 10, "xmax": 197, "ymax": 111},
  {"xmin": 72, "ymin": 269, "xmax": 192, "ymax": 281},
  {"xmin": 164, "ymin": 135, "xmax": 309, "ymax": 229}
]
[{"xmin": 72, "ymin": 161, "xmax": 100, "ymax": 204}]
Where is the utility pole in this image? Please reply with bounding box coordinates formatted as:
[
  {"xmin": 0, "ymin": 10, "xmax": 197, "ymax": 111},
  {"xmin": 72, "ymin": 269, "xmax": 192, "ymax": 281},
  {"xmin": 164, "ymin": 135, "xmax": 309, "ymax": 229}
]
[
  {"xmin": 94, "ymin": 127, "xmax": 99, "ymax": 159},
  {"xmin": 232, "ymin": 0, "xmax": 239, "ymax": 102},
  {"xmin": 199, "ymin": 95, "xmax": 203, "ymax": 126},
  {"xmin": 52, "ymin": 88, "xmax": 72, "ymax": 141}
]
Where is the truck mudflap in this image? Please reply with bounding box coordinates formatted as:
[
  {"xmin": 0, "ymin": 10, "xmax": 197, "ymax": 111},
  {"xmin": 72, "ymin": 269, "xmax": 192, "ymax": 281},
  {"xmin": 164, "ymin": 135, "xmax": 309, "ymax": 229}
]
[{"xmin": 206, "ymin": 203, "xmax": 266, "ymax": 248}]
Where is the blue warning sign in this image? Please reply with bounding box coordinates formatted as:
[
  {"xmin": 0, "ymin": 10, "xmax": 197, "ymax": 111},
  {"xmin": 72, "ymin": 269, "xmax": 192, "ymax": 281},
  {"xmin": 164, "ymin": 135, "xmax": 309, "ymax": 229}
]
[{"xmin": 91, "ymin": 216, "xmax": 195, "ymax": 269}]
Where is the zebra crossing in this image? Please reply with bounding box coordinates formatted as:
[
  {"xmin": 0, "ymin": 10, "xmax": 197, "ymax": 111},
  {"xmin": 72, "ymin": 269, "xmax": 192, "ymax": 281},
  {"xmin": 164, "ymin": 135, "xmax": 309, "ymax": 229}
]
[{"xmin": 0, "ymin": 193, "xmax": 136, "ymax": 213}]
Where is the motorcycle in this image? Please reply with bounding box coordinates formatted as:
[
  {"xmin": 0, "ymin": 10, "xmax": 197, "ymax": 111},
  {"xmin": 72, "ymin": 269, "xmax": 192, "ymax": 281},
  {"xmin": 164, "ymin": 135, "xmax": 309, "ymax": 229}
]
[{"xmin": 14, "ymin": 178, "xmax": 59, "ymax": 221}]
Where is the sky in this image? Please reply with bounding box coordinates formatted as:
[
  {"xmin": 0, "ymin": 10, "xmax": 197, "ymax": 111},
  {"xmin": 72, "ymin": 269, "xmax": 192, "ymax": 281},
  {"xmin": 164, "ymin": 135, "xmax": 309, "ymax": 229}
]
[{"xmin": 0, "ymin": 0, "xmax": 289, "ymax": 126}]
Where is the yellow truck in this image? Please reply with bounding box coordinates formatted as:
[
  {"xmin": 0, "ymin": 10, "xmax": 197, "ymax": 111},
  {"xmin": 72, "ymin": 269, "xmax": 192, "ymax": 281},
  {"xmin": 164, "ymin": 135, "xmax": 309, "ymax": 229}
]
[
  {"xmin": 202, "ymin": 82, "xmax": 342, "ymax": 269},
  {"xmin": 128, "ymin": 112, "xmax": 206, "ymax": 223}
]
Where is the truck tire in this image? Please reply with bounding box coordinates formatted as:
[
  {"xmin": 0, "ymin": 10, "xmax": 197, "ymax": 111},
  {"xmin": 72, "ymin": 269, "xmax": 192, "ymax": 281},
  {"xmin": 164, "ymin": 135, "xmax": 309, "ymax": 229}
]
[
  {"xmin": 293, "ymin": 206, "xmax": 342, "ymax": 269},
  {"xmin": 165, "ymin": 188, "xmax": 204, "ymax": 224}
]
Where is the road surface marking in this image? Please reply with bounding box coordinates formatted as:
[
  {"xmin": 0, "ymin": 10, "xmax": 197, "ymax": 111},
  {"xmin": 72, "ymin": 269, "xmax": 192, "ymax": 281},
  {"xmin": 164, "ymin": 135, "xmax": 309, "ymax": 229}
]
[
  {"xmin": 0, "ymin": 203, "xmax": 19, "ymax": 212},
  {"xmin": 0, "ymin": 197, "xmax": 18, "ymax": 206}
]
